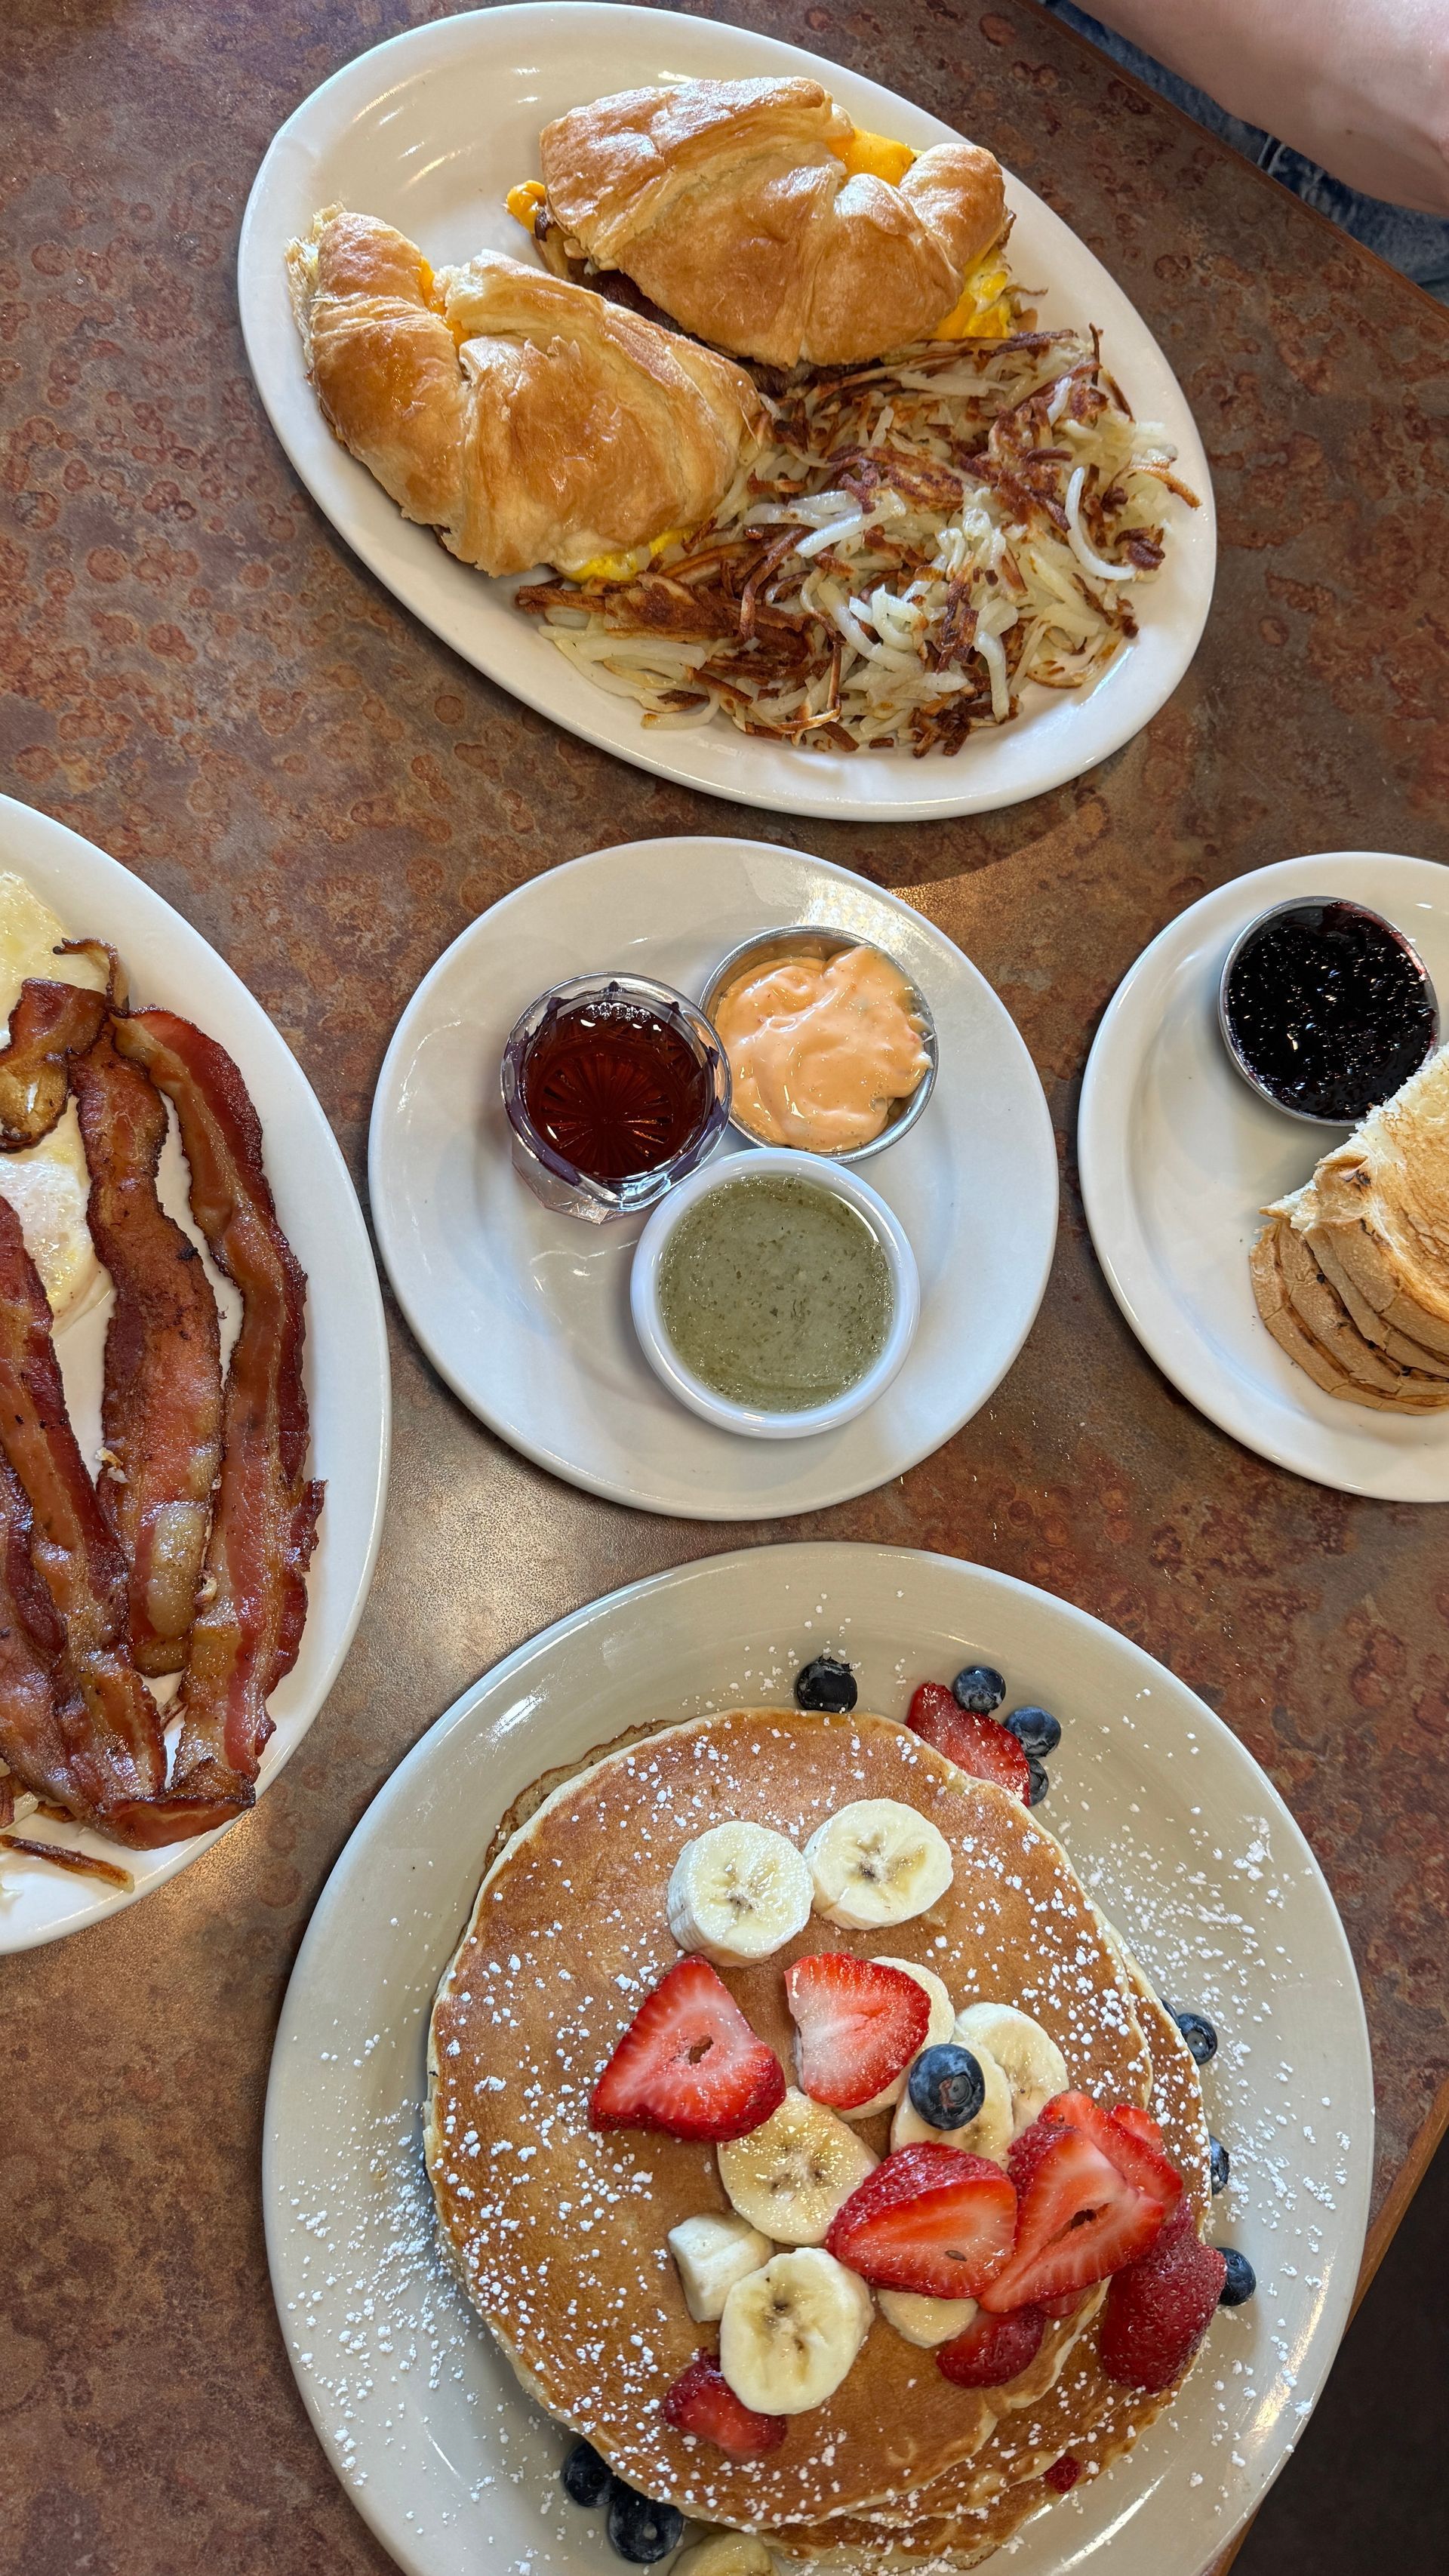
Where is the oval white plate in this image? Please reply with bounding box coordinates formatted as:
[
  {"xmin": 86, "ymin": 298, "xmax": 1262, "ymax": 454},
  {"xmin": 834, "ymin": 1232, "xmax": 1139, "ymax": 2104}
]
[
  {"xmin": 0, "ymin": 794, "xmax": 390, "ymax": 1952},
  {"xmin": 265, "ymin": 1538, "xmax": 1371, "ymax": 2576},
  {"xmin": 368, "ymin": 836, "xmax": 1057, "ymax": 1517},
  {"xmin": 1080, "ymin": 850, "xmax": 1449, "ymax": 1500},
  {"xmin": 236, "ymin": 2, "xmax": 1215, "ymax": 824}
]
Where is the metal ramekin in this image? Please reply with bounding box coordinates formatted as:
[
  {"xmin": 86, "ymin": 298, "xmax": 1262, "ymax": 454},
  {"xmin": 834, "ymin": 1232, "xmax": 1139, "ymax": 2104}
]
[
  {"xmin": 700, "ymin": 925, "xmax": 938, "ymax": 1163},
  {"xmin": 1217, "ymin": 895, "xmax": 1439, "ymax": 1128}
]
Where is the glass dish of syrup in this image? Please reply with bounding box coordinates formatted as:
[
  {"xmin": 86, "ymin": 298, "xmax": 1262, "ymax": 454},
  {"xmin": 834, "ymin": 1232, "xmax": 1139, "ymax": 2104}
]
[{"xmin": 501, "ymin": 973, "xmax": 731, "ymax": 1220}]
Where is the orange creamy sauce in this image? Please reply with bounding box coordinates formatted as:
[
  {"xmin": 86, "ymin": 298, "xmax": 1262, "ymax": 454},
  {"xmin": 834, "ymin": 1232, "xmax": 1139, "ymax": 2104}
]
[{"xmin": 714, "ymin": 944, "xmax": 930, "ymax": 1153}]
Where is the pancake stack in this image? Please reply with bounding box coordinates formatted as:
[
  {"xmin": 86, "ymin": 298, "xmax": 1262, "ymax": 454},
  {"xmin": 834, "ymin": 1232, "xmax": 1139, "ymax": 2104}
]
[
  {"xmin": 1251, "ymin": 1043, "xmax": 1449, "ymax": 1411},
  {"xmin": 426, "ymin": 1707, "xmax": 1214, "ymax": 2570}
]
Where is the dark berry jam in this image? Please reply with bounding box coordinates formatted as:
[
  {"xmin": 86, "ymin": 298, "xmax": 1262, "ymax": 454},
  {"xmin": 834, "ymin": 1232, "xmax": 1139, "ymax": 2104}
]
[
  {"xmin": 521, "ymin": 991, "xmax": 711, "ymax": 1181},
  {"xmin": 1222, "ymin": 900, "xmax": 1437, "ymax": 1122}
]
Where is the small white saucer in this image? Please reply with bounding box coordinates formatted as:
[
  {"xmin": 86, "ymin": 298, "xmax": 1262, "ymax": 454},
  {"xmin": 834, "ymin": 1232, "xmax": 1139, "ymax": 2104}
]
[
  {"xmin": 1079, "ymin": 849, "xmax": 1449, "ymax": 1499},
  {"xmin": 369, "ymin": 836, "xmax": 1057, "ymax": 1519}
]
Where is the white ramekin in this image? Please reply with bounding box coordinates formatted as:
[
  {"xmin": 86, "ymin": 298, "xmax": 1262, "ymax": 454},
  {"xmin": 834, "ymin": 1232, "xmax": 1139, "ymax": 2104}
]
[{"xmin": 629, "ymin": 1146, "xmax": 919, "ymax": 1439}]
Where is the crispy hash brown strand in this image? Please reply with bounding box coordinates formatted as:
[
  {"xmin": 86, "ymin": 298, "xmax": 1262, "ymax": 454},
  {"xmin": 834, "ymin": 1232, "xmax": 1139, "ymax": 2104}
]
[
  {"xmin": 113, "ymin": 1010, "xmax": 323, "ymax": 1824},
  {"xmin": 0, "ymin": 975, "xmax": 110, "ymax": 1149},
  {"xmin": 0, "ymin": 1445, "xmax": 89, "ymax": 1814},
  {"xmin": 521, "ymin": 331, "xmax": 1198, "ymax": 755},
  {"xmin": 0, "ymin": 1191, "xmax": 174, "ymax": 1839},
  {"xmin": 72, "ymin": 1026, "xmax": 224, "ymax": 1679}
]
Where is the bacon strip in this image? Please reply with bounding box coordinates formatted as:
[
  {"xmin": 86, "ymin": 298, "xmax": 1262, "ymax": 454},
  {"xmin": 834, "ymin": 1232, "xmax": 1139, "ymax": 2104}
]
[
  {"xmin": 0, "ymin": 1831, "xmax": 134, "ymax": 1891},
  {"xmin": 0, "ymin": 1190, "xmax": 176, "ymax": 1838},
  {"xmin": 0, "ymin": 977, "xmax": 109, "ymax": 1148},
  {"xmin": 112, "ymin": 1011, "xmax": 324, "ymax": 1824},
  {"xmin": 0, "ymin": 1446, "xmax": 90, "ymax": 1814},
  {"xmin": 71, "ymin": 1026, "xmax": 223, "ymax": 1677}
]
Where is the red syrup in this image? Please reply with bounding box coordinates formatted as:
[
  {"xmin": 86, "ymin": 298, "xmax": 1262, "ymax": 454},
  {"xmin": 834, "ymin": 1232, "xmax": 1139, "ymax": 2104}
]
[{"xmin": 521, "ymin": 993, "xmax": 712, "ymax": 1182}]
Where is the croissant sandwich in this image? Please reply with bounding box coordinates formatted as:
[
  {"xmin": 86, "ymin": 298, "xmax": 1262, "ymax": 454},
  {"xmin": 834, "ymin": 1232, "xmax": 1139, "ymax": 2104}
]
[
  {"xmin": 285, "ymin": 208, "xmax": 766, "ymax": 580},
  {"xmin": 513, "ymin": 75, "xmax": 1008, "ymax": 369}
]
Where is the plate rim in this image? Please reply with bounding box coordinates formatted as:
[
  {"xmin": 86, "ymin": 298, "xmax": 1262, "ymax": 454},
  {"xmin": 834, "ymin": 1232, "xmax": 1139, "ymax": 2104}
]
[
  {"xmin": 235, "ymin": 0, "xmax": 1217, "ymax": 825},
  {"xmin": 0, "ymin": 790, "xmax": 392, "ymax": 1951},
  {"xmin": 263, "ymin": 1534, "xmax": 1374, "ymax": 2576},
  {"xmin": 1078, "ymin": 847, "xmax": 1449, "ymax": 1501},
  {"xmin": 366, "ymin": 833, "xmax": 1059, "ymax": 1517}
]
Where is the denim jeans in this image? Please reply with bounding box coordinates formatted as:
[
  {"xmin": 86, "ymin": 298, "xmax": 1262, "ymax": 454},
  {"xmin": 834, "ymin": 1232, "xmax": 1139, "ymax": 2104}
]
[{"xmin": 1040, "ymin": 2, "xmax": 1449, "ymax": 303}]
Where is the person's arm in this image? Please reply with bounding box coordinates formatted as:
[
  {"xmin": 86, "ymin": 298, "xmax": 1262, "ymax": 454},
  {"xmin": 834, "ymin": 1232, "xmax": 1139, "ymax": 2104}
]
[{"xmin": 1071, "ymin": 0, "xmax": 1449, "ymax": 213}]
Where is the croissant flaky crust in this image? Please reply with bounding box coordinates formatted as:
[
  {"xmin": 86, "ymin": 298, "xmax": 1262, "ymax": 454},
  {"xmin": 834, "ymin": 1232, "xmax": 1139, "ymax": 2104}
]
[
  {"xmin": 537, "ymin": 76, "xmax": 1007, "ymax": 369},
  {"xmin": 285, "ymin": 209, "xmax": 766, "ymax": 579}
]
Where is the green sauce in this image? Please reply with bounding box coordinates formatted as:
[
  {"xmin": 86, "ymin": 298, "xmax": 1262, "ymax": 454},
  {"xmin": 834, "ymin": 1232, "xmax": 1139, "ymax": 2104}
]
[{"xmin": 658, "ymin": 1174, "xmax": 894, "ymax": 1411}]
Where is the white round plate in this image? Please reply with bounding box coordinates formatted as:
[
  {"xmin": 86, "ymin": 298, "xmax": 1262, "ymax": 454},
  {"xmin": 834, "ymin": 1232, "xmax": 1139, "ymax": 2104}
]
[
  {"xmin": 265, "ymin": 1538, "xmax": 1371, "ymax": 2576},
  {"xmin": 0, "ymin": 794, "xmax": 390, "ymax": 1951},
  {"xmin": 236, "ymin": 2, "xmax": 1215, "ymax": 824},
  {"xmin": 1079, "ymin": 850, "xmax": 1449, "ymax": 1500},
  {"xmin": 368, "ymin": 835, "xmax": 1056, "ymax": 1517}
]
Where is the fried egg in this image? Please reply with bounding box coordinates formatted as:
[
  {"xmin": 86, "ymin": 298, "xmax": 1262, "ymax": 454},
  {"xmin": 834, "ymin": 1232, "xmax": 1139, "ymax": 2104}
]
[{"xmin": 0, "ymin": 872, "xmax": 109, "ymax": 1319}]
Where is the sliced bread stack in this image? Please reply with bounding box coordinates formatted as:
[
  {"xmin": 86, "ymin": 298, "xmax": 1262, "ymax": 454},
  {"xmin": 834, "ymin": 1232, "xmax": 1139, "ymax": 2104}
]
[{"xmin": 1250, "ymin": 1042, "xmax": 1449, "ymax": 1412}]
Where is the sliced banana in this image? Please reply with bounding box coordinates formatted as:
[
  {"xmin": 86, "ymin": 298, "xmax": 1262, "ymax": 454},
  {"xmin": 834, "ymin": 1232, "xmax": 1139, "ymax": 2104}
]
[
  {"xmin": 804, "ymin": 1799, "xmax": 954, "ymax": 1931},
  {"xmin": 673, "ymin": 2536, "xmax": 779, "ymax": 2576},
  {"xmin": 891, "ymin": 2038, "xmax": 1014, "ymax": 2161},
  {"xmin": 668, "ymin": 2211, "xmax": 774, "ymax": 2322},
  {"xmin": 719, "ymin": 2246, "xmax": 872, "ymax": 2415},
  {"xmin": 877, "ymin": 2288, "xmax": 979, "ymax": 2349},
  {"xmin": 847, "ymin": 1956, "xmax": 955, "ymax": 2116},
  {"xmin": 954, "ymin": 2002, "xmax": 1067, "ymax": 2137},
  {"xmin": 667, "ymin": 1821, "xmax": 813, "ymax": 1965},
  {"xmin": 717, "ymin": 2088, "xmax": 876, "ymax": 2245}
]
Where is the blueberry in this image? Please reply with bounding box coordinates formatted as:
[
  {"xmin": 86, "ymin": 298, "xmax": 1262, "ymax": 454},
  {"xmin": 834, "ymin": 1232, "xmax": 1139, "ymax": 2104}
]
[
  {"xmin": 795, "ymin": 1654, "xmax": 857, "ymax": 1714},
  {"xmin": 1209, "ymin": 2134, "xmax": 1230, "ymax": 2196},
  {"xmin": 952, "ymin": 1664, "xmax": 1005, "ymax": 1713},
  {"xmin": 606, "ymin": 2482, "xmax": 685, "ymax": 2563},
  {"xmin": 1004, "ymin": 1705, "xmax": 1061, "ymax": 1757},
  {"xmin": 1171, "ymin": 2006, "xmax": 1218, "ymax": 2067},
  {"xmin": 561, "ymin": 2440, "xmax": 611, "ymax": 2507},
  {"xmin": 908, "ymin": 2042, "xmax": 986, "ymax": 2130},
  {"xmin": 1026, "ymin": 1755, "xmax": 1050, "ymax": 1807},
  {"xmin": 1218, "ymin": 2248, "xmax": 1256, "ymax": 2307}
]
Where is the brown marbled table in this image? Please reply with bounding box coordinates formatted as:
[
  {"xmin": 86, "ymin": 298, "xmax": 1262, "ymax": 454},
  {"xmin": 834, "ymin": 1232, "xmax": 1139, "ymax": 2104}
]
[{"xmin": 2, "ymin": 3, "xmax": 1447, "ymax": 2570}]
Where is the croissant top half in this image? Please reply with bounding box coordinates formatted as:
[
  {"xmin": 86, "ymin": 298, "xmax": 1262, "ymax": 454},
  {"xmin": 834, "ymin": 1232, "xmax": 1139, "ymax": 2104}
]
[
  {"xmin": 286, "ymin": 208, "xmax": 766, "ymax": 580},
  {"xmin": 538, "ymin": 75, "xmax": 1007, "ymax": 369}
]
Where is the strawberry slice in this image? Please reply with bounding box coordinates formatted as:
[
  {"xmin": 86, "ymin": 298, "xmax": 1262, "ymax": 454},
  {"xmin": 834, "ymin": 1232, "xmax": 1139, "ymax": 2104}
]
[
  {"xmin": 906, "ymin": 1683, "xmax": 1032, "ymax": 1802},
  {"xmin": 1098, "ymin": 2200, "xmax": 1227, "ymax": 2392},
  {"xmin": 785, "ymin": 1952, "xmax": 931, "ymax": 2112},
  {"xmin": 1041, "ymin": 2092, "xmax": 1183, "ymax": 2217},
  {"xmin": 937, "ymin": 2302, "xmax": 1045, "ymax": 2387},
  {"xmin": 660, "ymin": 2351, "xmax": 786, "ymax": 2458},
  {"xmin": 978, "ymin": 2114, "xmax": 1167, "ymax": 2313},
  {"xmin": 1044, "ymin": 2454, "xmax": 1082, "ymax": 2494},
  {"xmin": 1038, "ymin": 2287, "xmax": 1092, "ymax": 2321},
  {"xmin": 589, "ymin": 1957, "xmax": 785, "ymax": 2142},
  {"xmin": 1111, "ymin": 2104, "xmax": 1165, "ymax": 2152},
  {"xmin": 826, "ymin": 2142, "xmax": 1017, "ymax": 2299}
]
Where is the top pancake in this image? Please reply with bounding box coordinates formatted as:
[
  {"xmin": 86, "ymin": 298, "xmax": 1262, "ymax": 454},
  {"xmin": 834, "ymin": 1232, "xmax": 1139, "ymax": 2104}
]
[{"xmin": 426, "ymin": 1707, "xmax": 1155, "ymax": 2527}]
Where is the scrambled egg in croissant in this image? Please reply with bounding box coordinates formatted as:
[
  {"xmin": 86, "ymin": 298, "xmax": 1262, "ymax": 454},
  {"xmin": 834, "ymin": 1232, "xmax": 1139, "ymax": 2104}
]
[{"xmin": 512, "ymin": 75, "xmax": 1011, "ymax": 367}]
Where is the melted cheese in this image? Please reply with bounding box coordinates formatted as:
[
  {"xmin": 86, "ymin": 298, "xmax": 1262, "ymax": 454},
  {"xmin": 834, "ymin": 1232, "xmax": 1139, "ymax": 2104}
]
[
  {"xmin": 506, "ymin": 180, "xmax": 547, "ymax": 233},
  {"xmin": 838, "ymin": 128, "xmax": 918, "ymax": 186}
]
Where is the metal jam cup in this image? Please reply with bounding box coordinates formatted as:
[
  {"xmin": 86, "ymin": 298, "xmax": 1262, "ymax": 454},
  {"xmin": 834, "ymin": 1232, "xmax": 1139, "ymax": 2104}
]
[
  {"xmin": 699, "ymin": 925, "xmax": 938, "ymax": 1163},
  {"xmin": 1217, "ymin": 896, "xmax": 1439, "ymax": 1127},
  {"xmin": 500, "ymin": 971, "xmax": 731, "ymax": 1223}
]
